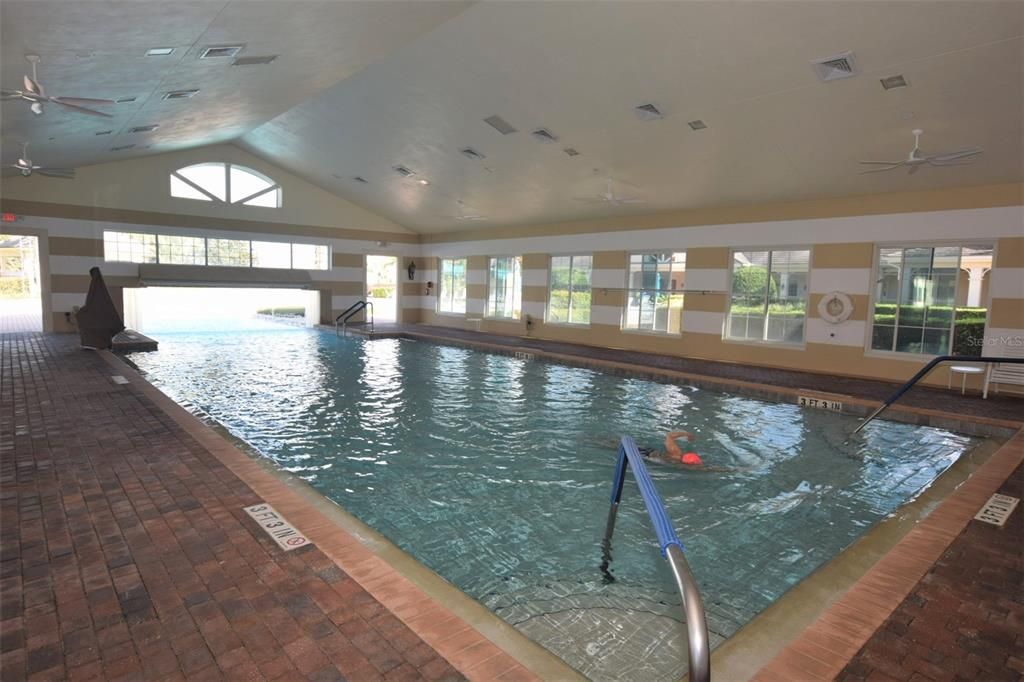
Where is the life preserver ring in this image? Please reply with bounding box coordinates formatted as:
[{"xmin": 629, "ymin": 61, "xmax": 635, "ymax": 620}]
[{"xmin": 817, "ymin": 291, "xmax": 854, "ymax": 324}]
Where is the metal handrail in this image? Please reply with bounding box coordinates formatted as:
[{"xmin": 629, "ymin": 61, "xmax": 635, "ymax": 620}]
[
  {"xmin": 852, "ymin": 354, "xmax": 1024, "ymax": 434},
  {"xmin": 603, "ymin": 436, "xmax": 710, "ymax": 682},
  {"xmin": 334, "ymin": 301, "xmax": 374, "ymax": 337}
]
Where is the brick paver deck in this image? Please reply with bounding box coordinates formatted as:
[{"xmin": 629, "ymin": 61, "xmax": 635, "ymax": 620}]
[
  {"xmin": 837, "ymin": 463, "xmax": 1024, "ymax": 682},
  {"xmin": 0, "ymin": 334, "xmax": 464, "ymax": 681}
]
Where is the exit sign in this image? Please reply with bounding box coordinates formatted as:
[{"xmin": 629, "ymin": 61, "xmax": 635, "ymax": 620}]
[{"xmin": 1, "ymin": 213, "xmax": 19, "ymax": 223}]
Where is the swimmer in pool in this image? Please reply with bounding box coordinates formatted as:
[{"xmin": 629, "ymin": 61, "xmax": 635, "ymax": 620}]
[{"xmin": 638, "ymin": 430, "xmax": 703, "ymax": 465}]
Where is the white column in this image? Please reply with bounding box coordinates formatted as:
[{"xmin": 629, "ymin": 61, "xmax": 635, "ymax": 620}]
[{"xmin": 964, "ymin": 267, "xmax": 988, "ymax": 307}]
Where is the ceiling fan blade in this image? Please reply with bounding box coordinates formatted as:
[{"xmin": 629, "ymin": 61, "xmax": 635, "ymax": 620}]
[
  {"xmin": 927, "ymin": 148, "xmax": 982, "ymax": 162},
  {"xmin": 573, "ymin": 197, "xmax": 608, "ymax": 203},
  {"xmin": 859, "ymin": 165, "xmax": 902, "ymax": 174},
  {"xmin": 926, "ymin": 159, "xmax": 976, "ymax": 167},
  {"xmin": 51, "ymin": 99, "xmax": 113, "ymax": 118},
  {"xmin": 612, "ymin": 197, "xmax": 646, "ymax": 204},
  {"xmin": 858, "ymin": 160, "xmax": 905, "ymax": 166},
  {"xmin": 52, "ymin": 96, "xmax": 116, "ymax": 106},
  {"xmin": 23, "ymin": 74, "xmax": 41, "ymax": 95},
  {"xmin": 37, "ymin": 169, "xmax": 76, "ymax": 179},
  {"xmin": 1, "ymin": 89, "xmax": 25, "ymax": 99}
]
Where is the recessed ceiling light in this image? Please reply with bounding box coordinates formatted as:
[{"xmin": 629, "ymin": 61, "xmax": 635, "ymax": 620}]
[
  {"xmin": 200, "ymin": 45, "xmax": 243, "ymax": 59},
  {"xmin": 563, "ymin": 148, "xmax": 580, "ymax": 157},
  {"xmin": 531, "ymin": 128, "xmax": 558, "ymax": 143},
  {"xmin": 162, "ymin": 89, "xmax": 199, "ymax": 100},
  {"xmin": 127, "ymin": 125, "xmax": 159, "ymax": 133},
  {"xmin": 116, "ymin": 97, "xmax": 137, "ymax": 104},
  {"xmin": 880, "ymin": 74, "xmax": 908, "ymax": 90},
  {"xmin": 232, "ymin": 55, "xmax": 277, "ymax": 66},
  {"xmin": 687, "ymin": 120, "xmax": 708, "ymax": 131},
  {"xmin": 634, "ymin": 103, "xmax": 664, "ymax": 121},
  {"xmin": 110, "ymin": 144, "xmax": 135, "ymax": 151},
  {"xmin": 483, "ymin": 115, "xmax": 517, "ymax": 135},
  {"xmin": 417, "ymin": 179, "xmax": 430, "ymax": 186},
  {"xmin": 460, "ymin": 147, "xmax": 486, "ymax": 161},
  {"xmin": 95, "ymin": 130, "xmax": 112, "ymax": 136},
  {"xmin": 146, "ymin": 47, "xmax": 175, "ymax": 57}
]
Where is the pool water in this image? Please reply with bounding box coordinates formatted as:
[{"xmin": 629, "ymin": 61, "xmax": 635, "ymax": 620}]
[{"xmin": 128, "ymin": 324, "xmax": 978, "ymax": 681}]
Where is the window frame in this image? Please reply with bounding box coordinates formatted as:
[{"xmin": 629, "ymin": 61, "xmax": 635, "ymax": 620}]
[
  {"xmin": 724, "ymin": 246, "xmax": 811, "ymax": 347},
  {"xmin": 485, "ymin": 255, "xmax": 523, "ymax": 320},
  {"xmin": 102, "ymin": 230, "xmax": 330, "ymax": 271},
  {"xmin": 437, "ymin": 257, "xmax": 468, "ymax": 316},
  {"xmin": 545, "ymin": 253, "xmax": 593, "ymax": 327},
  {"xmin": 622, "ymin": 251, "xmax": 687, "ymax": 335},
  {"xmin": 865, "ymin": 240, "xmax": 994, "ymax": 359},
  {"xmin": 169, "ymin": 163, "xmax": 282, "ymax": 208}
]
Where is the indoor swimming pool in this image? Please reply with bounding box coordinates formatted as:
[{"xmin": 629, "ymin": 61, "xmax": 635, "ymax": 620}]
[{"xmin": 127, "ymin": 324, "xmax": 981, "ymax": 681}]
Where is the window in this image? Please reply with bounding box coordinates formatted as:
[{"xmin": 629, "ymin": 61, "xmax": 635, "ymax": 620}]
[
  {"xmin": 438, "ymin": 258, "xmax": 467, "ymax": 314},
  {"xmin": 487, "ymin": 256, "xmax": 522, "ymax": 319},
  {"xmin": 548, "ymin": 255, "xmax": 592, "ymax": 324},
  {"xmin": 292, "ymin": 244, "xmax": 329, "ymax": 270},
  {"xmin": 870, "ymin": 245, "xmax": 992, "ymax": 356},
  {"xmin": 624, "ymin": 252, "xmax": 685, "ymax": 333},
  {"xmin": 170, "ymin": 163, "xmax": 281, "ymax": 207},
  {"xmin": 103, "ymin": 231, "xmax": 330, "ymax": 271},
  {"xmin": 158, "ymin": 235, "xmax": 206, "ymax": 265},
  {"xmin": 104, "ymin": 231, "xmax": 156, "ymax": 263},
  {"xmin": 206, "ymin": 239, "xmax": 251, "ymax": 267},
  {"xmin": 251, "ymin": 241, "xmax": 291, "ymax": 269},
  {"xmin": 727, "ymin": 249, "xmax": 809, "ymax": 343}
]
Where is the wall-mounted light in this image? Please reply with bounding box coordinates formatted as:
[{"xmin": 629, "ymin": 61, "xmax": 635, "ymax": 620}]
[
  {"xmin": 425, "ymin": 280, "xmax": 433, "ymax": 295},
  {"xmin": 407, "ymin": 261, "xmax": 417, "ymax": 280}
]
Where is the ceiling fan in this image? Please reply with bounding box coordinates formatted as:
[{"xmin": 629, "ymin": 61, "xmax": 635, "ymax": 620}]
[
  {"xmin": 574, "ymin": 175, "xmax": 646, "ymax": 205},
  {"xmin": 5, "ymin": 142, "xmax": 75, "ymax": 179},
  {"xmin": 859, "ymin": 129, "xmax": 982, "ymax": 175},
  {"xmin": 1, "ymin": 54, "xmax": 115, "ymax": 118}
]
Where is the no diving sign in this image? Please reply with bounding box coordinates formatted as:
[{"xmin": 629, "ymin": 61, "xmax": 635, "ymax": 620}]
[{"xmin": 243, "ymin": 503, "xmax": 311, "ymax": 551}]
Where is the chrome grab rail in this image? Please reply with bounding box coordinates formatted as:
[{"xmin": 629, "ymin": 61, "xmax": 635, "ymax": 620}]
[
  {"xmin": 334, "ymin": 301, "xmax": 374, "ymax": 337},
  {"xmin": 852, "ymin": 354, "xmax": 1024, "ymax": 434},
  {"xmin": 602, "ymin": 436, "xmax": 711, "ymax": 682}
]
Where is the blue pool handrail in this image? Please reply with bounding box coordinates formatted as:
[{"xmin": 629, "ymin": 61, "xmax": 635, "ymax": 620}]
[{"xmin": 603, "ymin": 436, "xmax": 711, "ymax": 682}]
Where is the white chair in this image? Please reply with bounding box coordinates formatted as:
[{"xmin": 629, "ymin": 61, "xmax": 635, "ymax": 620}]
[{"xmin": 982, "ymin": 341, "xmax": 1024, "ymax": 398}]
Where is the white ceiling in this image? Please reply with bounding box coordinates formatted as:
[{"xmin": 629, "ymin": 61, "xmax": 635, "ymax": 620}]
[{"xmin": 3, "ymin": 1, "xmax": 1022, "ymax": 234}]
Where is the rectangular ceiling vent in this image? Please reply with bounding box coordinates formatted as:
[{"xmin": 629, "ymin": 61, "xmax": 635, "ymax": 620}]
[
  {"xmin": 687, "ymin": 119, "xmax": 708, "ymax": 131},
  {"xmin": 634, "ymin": 103, "xmax": 664, "ymax": 121},
  {"xmin": 94, "ymin": 130, "xmax": 112, "ymax": 136},
  {"xmin": 127, "ymin": 125, "xmax": 159, "ymax": 133},
  {"xmin": 232, "ymin": 55, "xmax": 277, "ymax": 66},
  {"xmin": 811, "ymin": 51, "xmax": 858, "ymax": 82},
  {"xmin": 200, "ymin": 45, "xmax": 243, "ymax": 59},
  {"xmin": 352, "ymin": 176, "xmax": 369, "ymax": 183},
  {"xmin": 116, "ymin": 97, "xmax": 137, "ymax": 104},
  {"xmin": 880, "ymin": 74, "xmax": 908, "ymax": 90},
  {"xmin": 110, "ymin": 144, "xmax": 135, "ymax": 151},
  {"xmin": 483, "ymin": 115, "xmax": 517, "ymax": 135},
  {"xmin": 393, "ymin": 165, "xmax": 415, "ymax": 178},
  {"xmin": 531, "ymin": 128, "xmax": 558, "ymax": 143},
  {"xmin": 563, "ymin": 147, "xmax": 580, "ymax": 157},
  {"xmin": 460, "ymin": 147, "xmax": 485, "ymax": 160},
  {"xmin": 163, "ymin": 89, "xmax": 199, "ymax": 100}
]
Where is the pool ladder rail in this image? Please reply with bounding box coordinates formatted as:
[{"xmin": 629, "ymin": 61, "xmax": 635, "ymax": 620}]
[
  {"xmin": 335, "ymin": 300, "xmax": 373, "ymax": 337},
  {"xmin": 603, "ymin": 436, "xmax": 711, "ymax": 682}
]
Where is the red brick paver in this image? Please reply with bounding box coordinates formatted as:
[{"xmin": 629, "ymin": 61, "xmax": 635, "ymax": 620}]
[
  {"xmin": 837, "ymin": 463, "xmax": 1024, "ymax": 682},
  {"xmin": 0, "ymin": 334, "xmax": 464, "ymax": 681}
]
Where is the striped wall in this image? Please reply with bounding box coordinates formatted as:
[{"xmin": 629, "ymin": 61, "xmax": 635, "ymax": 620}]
[
  {"xmin": 18, "ymin": 214, "xmax": 418, "ymax": 332},
  {"xmin": 405, "ymin": 206, "xmax": 1024, "ymax": 390}
]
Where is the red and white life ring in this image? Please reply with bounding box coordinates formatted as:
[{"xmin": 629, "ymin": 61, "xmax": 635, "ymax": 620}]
[{"xmin": 817, "ymin": 291, "xmax": 854, "ymax": 324}]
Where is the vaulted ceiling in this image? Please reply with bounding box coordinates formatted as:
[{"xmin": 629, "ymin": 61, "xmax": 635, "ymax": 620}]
[{"xmin": 3, "ymin": 1, "xmax": 1022, "ymax": 234}]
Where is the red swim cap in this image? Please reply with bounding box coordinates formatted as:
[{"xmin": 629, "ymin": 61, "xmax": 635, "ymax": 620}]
[{"xmin": 681, "ymin": 452, "xmax": 703, "ymax": 465}]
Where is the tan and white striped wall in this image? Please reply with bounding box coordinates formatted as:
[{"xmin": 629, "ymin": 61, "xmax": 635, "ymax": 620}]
[{"xmin": 406, "ymin": 203, "xmax": 1024, "ymax": 390}]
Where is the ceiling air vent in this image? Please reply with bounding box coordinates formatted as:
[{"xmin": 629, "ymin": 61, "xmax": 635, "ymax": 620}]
[
  {"xmin": 163, "ymin": 89, "xmax": 199, "ymax": 100},
  {"xmin": 483, "ymin": 115, "xmax": 517, "ymax": 135},
  {"xmin": 95, "ymin": 130, "xmax": 112, "ymax": 136},
  {"xmin": 880, "ymin": 74, "xmax": 908, "ymax": 90},
  {"xmin": 116, "ymin": 97, "xmax": 137, "ymax": 104},
  {"xmin": 531, "ymin": 128, "xmax": 558, "ymax": 143},
  {"xmin": 811, "ymin": 51, "xmax": 858, "ymax": 82},
  {"xmin": 353, "ymin": 176, "xmax": 368, "ymax": 183},
  {"xmin": 687, "ymin": 119, "xmax": 707, "ymax": 131},
  {"xmin": 460, "ymin": 147, "xmax": 485, "ymax": 161},
  {"xmin": 232, "ymin": 55, "xmax": 277, "ymax": 66},
  {"xmin": 127, "ymin": 125, "xmax": 159, "ymax": 133},
  {"xmin": 110, "ymin": 144, "xmax": 135, "ymax": 151},
  {"xmin": 563, "ymin": 147, "xmax": 580, "ymax": 157},
  {"xmin": 393, "ymin": 165, "xmax": 415, "ymax": 178},
  {"xmin": 634, "ymin": 103, "xmax": 664, "ymax": 121},
  {"xmin": 200, "ymin": 45, "xmax": 243, "ymax": 59}
]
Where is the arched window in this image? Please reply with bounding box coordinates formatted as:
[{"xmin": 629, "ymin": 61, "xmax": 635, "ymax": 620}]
[{"xmin": 170, "ymin": 163, "xmax": 281, "ymax": 208}]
